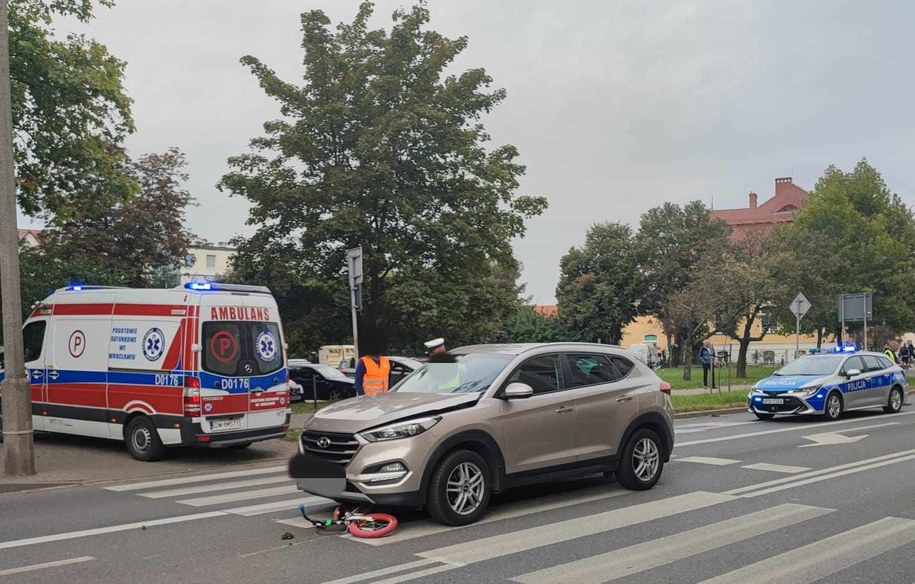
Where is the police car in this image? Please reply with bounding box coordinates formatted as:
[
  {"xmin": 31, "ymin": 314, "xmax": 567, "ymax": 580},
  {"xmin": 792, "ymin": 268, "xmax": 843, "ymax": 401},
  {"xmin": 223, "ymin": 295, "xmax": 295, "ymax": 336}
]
[{"xmin": 748, "ymin": 347, "xmax": 907, "ymax": 421}]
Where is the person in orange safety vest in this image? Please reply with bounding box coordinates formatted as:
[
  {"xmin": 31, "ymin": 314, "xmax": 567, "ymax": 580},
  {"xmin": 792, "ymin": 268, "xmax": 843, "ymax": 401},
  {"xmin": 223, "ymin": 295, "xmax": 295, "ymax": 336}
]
[{"xmin": 354, "ymin": 351, "xmax": 391, "ymax": 396}]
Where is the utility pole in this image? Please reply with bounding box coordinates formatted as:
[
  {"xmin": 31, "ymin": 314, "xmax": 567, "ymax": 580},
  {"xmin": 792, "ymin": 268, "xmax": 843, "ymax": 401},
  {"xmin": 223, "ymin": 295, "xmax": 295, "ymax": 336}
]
[{"xmin": 0, "ymin": 0, "xmax": 36, "ymax": 475}]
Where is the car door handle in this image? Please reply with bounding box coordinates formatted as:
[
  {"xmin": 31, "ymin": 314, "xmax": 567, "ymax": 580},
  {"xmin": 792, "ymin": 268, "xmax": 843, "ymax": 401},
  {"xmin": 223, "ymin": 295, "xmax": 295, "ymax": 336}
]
[
  {"xmin": 555, "ymin": 406, "xmax": 574, "ymax": 414},
  {"xmin": 616, "ymin": 395, "xmax": 634, "ymax": 402}
]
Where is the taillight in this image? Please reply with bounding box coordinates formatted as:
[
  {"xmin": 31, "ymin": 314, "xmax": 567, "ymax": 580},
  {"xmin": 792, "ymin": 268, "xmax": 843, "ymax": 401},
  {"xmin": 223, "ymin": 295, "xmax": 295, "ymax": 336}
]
[
  {"xmin": 184, "ymin": 376, "xmax": 201, "ymax": 416},
  {"xmin": 660, "ymin": 382, "xmax": 672, "ymax": 396}
]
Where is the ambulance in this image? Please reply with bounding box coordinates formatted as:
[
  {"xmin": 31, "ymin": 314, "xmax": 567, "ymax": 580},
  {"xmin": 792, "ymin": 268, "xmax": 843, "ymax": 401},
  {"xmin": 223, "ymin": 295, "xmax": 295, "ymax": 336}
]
[{"xmin": 0, "ymin": 282, "xmax": 291, "ymax": 461}]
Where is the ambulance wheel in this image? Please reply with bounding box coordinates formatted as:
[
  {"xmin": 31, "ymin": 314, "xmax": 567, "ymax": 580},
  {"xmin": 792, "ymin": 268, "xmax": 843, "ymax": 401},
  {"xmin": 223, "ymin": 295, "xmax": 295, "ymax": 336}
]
[
  {"xmin": 125, "ymin": 417, "xmax": 167, "ymax": 462},
  {"xmin": 754, "ymin": 413, "xmax": 775, "ymax": 421},
  {"xmin": 822, "ymin": 391, "xmax": 843, "ymax": 421}
]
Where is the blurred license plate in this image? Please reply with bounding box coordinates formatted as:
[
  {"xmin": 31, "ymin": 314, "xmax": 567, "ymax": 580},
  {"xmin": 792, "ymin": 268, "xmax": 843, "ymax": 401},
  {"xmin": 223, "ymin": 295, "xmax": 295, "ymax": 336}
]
[
  {"xmin": 762, "ymin": 398, "xmax": 784, "ymax": 405},
  {"xmin": 211, "ymin": 418, "xmax": 242, "ymax": 431}
]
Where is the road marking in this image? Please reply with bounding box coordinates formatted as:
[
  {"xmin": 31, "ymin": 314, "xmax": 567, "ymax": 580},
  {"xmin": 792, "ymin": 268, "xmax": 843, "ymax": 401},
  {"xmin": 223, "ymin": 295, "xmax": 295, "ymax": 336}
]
[
  {"xmin": 740, "ymin": 453, "xmax": 915, "ymax": 497},
  {"xmin": 138, "ymin": 475, "xmax": 292, "ymax": 498},
  {"xmin": 0, "ymin": 556, "xmax": 95, "ymax": 576},
  {"xmin": 741, "ymin": 463, "xmax": 810, "ymax": 474},
  {"xmin": 699, "ymin": 517, "xmax": 915, "ymax": 584},
  {"xmin": 226, "ymin": 495, "xmax": 334, "ymax": 517},
  {"xmin": 0, "ymin": 512, "xmax": 225, "ymax": 550},
  {"xmin": 512, "ymin": 504, "xmax": 832, "ymax": 584},
  {"xmin": 799, "ymin": 422, "xmax": 898, "ymax": 448},
  {"xmin": 677, "ymin": 411, "xmax": 915, "ymax": 447},
  {"xmin": 677, "ymin": 456, "xmax": 741, "ymax": 466},
  {"xmin": 177, "ymin": 485, "xmax": 299, "ymax": 507},
  {"xmin": 322, "ymin": 559, "xmax": 441, "ymax": 584},
  {"xmin": 371, "ymin": 564, "xmax": 459, "ymax": 584},
  {"xmin": 724, "ymin": 449, "xmax": 915, "ymax": 497},
  {"xmin": 285, "ymin": 486, "xmax": 630, "ymax": 546},
  {"xmin": 104, "ymin": 465, "xmax": 286, "ymax": 491}
]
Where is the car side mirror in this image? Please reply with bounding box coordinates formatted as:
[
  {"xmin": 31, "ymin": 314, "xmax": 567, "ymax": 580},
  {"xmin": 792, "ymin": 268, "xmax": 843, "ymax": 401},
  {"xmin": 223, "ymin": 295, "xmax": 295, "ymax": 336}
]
[
  {"xmin": 845, "ymin": 368, "xmax": 861, "ymax": 378},
  {"xmin": 502, "ymin": 382, "xmax": 534, "ymax": 400}
]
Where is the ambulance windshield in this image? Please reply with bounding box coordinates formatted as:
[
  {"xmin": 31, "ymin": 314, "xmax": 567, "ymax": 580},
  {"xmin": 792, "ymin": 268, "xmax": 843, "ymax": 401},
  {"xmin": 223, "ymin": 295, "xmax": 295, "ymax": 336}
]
[{"xmin": 202, "ymin": 321, "xmax": 283, "ymax": 377}]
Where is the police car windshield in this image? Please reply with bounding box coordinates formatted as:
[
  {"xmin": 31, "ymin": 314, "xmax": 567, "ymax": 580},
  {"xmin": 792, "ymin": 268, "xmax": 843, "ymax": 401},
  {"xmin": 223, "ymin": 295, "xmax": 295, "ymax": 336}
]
[
  {"xmin": 392, "ymin": 353, "xmax": 513, "ymax": 394},
  {"xmin": 774, "ymin": 355, "xmax": 844, "ymax": 376}
]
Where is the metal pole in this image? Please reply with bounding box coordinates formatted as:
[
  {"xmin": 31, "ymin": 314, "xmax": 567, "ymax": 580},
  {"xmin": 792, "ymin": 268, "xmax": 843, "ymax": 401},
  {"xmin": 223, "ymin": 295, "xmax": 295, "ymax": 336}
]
[
  {"xmin": 0, "ymin": 0, "xmax": 36, "ymax": 476},
  {"xmin": 795, "ymin": 300, "xmax": 800, "ymax": 356},
  {"xmin": 863, "ymin": 297, "xmax": 868, "ymax": 351},
  {"xmin": 350, "ymin": 287, "xmax": 359, "ymax": 359},
  {"xmin": 312, "ymin": 374, "xmax": 317, "ymax": 411}
]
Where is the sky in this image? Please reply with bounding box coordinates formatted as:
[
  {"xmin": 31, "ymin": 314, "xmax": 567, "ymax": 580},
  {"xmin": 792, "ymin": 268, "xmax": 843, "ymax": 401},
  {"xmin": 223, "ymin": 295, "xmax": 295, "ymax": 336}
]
[{"xmin": 37, "ymin": 0, "xmax": 915, "ymax": 303}]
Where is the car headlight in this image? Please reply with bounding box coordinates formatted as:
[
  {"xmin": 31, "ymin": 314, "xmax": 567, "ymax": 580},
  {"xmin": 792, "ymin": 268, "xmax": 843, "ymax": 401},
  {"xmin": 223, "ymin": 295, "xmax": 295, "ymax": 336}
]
[{"xmin": 360, "ymin": 416, "xmax": 441, "ymax": 442}]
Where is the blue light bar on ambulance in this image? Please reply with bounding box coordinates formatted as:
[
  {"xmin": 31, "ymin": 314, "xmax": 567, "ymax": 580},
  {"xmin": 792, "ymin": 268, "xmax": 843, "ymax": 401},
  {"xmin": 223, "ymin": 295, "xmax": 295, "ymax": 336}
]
[{"xmin": 183, "ymin": 282, "xmax": 272, "ymax": 294}]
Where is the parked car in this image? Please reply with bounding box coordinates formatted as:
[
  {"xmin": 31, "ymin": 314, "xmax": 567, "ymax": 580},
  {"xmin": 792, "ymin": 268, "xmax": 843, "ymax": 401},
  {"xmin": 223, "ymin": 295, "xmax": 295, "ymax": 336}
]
[
  {"xmin": 339, "ymin": 356, "xmax": 422, "ymax": 385},
  {"xmin": 289, "ymin": 361, "xmax": 356, "ymax": 402},
  {"xmin": 295, "ymin": 343, "xmax": 674, "ymax": 526}
]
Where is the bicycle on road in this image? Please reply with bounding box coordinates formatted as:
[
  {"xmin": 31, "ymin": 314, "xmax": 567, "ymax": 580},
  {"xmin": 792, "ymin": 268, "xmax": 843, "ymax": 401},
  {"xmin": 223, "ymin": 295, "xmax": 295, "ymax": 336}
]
[{"xmin": 297, "ymin": 503, "xmax": 398, "ymax": 539}]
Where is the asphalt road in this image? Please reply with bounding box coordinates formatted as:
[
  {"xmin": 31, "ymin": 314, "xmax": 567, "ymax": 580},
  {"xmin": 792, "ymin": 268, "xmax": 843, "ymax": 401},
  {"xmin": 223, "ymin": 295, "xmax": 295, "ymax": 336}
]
[{"xmin": 1, "ymin": 408, "xmax": 914, "ymax": 584}]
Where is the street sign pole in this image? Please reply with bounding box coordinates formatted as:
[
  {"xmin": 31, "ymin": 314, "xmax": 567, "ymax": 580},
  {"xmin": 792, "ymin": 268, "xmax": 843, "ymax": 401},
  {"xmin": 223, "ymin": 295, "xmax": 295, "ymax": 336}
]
[
  {"xmin": 346, "ymin": 247, "xmax": 363, "ymax": 358},
  {"xmin": 790, "ymin": 292, "xmax": 811, "ymax": 359},
  {"xmin": 795, "ymin": 304, "xmax": 800, "ymax": 354},
  {"xmin": 0, "ymin": 0, "xmax": 35, "ymax": 476}
]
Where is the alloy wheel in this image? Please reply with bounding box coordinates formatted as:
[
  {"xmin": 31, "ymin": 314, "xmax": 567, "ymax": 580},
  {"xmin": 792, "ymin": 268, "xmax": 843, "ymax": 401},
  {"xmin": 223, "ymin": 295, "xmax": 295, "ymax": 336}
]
[
  {"xmin": 633, "ymin": 437, "xmax": 660, "ymax": 482},
  {"xmin": 445, "ymin": 462, "xmax": 485, "ymax": 516}
]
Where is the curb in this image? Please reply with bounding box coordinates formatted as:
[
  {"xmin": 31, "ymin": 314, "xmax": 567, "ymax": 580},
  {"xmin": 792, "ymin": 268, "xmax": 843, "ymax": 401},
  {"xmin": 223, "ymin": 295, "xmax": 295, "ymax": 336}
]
[{"xmin": 674, "ymin": 407, "xmax": 746, "ymax": 419}]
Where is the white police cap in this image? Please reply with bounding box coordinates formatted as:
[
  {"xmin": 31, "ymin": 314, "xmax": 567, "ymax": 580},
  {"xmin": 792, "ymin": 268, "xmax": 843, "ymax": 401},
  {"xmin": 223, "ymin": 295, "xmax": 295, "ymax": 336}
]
[{"xmin": 424, "ymin": 338, "xmax": 445, "ymax": 350}]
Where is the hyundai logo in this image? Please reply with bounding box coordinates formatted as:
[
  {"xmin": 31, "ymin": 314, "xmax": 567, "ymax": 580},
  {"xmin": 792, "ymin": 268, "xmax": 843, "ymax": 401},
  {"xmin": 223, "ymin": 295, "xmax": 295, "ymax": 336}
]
[{"xmin": 316, "ymin": 437, "xmax": 331, "ymax": 449}]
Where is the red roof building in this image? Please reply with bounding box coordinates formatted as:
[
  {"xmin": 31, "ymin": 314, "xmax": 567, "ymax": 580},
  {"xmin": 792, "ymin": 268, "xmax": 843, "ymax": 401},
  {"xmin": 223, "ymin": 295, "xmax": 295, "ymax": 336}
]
[{"xmin": 710, "ymin": 177, "xmax": 807, "ymax": 240}]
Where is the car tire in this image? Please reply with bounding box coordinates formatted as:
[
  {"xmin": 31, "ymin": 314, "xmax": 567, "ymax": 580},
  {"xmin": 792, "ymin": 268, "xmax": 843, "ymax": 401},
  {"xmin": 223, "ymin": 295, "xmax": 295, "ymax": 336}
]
[
  {"xmin": 125, "ymin": 416, "xmax": 167, "ymax": 462},
  {"xmin": 754, "ymin": 413, "xmax": 775, "ymax": 421},
  {"xmin": 426, "ymin": 450, "xmax": 491, "ymax": 526},
  {"xmin": 328, "ymin": 388, "xmax": 344, "ymax": 402},
  {"xmin": 822, "ymin": 391, "xmax": 843, "ymax": 421},
  {"xmin": 617, "ymin": 427, "xmax": 664, "ymax": 491},
  {"xmin": 884, "ymin": 387, "xmax": 904, "ymax": 414}
]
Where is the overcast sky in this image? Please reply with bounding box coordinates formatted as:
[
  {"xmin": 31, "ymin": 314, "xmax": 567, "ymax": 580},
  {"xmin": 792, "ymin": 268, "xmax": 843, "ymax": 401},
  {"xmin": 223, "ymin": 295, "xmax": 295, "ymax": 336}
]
[{"xmin": 41, "ymin": 0, "xmax": 915, "ymax": 303}]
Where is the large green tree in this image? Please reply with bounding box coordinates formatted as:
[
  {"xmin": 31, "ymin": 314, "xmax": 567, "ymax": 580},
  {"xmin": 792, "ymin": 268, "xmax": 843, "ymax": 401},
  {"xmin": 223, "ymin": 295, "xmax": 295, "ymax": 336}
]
[
  {"xmin": 789, "ymin": 159, "xmax": 915, "ymax": 341},
  {"xmin": 635, "ymin": 201, "xmax": 731, "ymax": 370},
  {"xmin": 556, "ymin": 222, "xmax": 643, "ymax": 344},
  {"xmin": 11, "ymin": 0, "xmax": 134, "ymax": 218},
  {"xmin": 220, "ymin": 2, "xmax": 546, "ymax": 353}
]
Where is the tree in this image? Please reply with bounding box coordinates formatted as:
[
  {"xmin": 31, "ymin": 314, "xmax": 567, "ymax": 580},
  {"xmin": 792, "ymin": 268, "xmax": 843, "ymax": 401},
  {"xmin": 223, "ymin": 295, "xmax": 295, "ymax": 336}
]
[
  {"xmin": 789, "ymin": 159, "xmax": 915, "ymax": 339},
  {"xmin": 28, "ymin": 148, "xmax": 196, "ymax": 291},
  {"xmin": 502, "ymin": 305, "xmax": 563, "ymax": 343},
  {"xmin": 220, "ymin": 2, "xmax": 546, "ymax": 353},
  {"xmin": 635, "ymin": 201, "xmax": 731, "ymax": 369},
  {"xmin": 556, "ymin": 222, "xmax": 643, "ymax": 344},
  {"xmin": 11, "ymin": 0, "xmax": 135, "ymax": 218}
]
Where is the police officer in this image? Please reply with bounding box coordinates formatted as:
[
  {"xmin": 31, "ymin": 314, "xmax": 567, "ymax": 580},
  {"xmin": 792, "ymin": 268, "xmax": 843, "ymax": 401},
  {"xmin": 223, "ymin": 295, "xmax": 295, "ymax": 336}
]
[
  {"xmin": 424, "ymin": 338, "xmax": 446, "ymax": 356},
  {"xmin": 884, "ymin": 340, "xmax": 900, "ymax": 364}
]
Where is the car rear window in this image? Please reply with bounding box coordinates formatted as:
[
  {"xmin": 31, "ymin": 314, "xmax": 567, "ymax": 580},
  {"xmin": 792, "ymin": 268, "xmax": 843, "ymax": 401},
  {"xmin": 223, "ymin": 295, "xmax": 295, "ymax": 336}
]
[
  {"xmin": 862, "ymin": 355, "xmax": 882, "ymax": 372},
  {"xmin": 877, "ymin": 356, "xmax": 894, "ymax": 369}
]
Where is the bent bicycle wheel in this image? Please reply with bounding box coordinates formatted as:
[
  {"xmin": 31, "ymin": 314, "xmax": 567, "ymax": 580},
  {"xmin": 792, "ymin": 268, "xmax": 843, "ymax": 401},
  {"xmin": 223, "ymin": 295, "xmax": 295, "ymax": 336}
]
[{"xmin": 347, "ymin": 513, "xmax": 398, "ymax": 539}]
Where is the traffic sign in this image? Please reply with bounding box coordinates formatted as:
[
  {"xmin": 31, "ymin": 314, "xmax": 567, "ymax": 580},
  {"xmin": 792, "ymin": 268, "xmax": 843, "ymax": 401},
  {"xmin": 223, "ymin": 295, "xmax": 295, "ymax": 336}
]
[{"xmin": 790, "ymin": 292, "xmax": 811, "ymax": 319}]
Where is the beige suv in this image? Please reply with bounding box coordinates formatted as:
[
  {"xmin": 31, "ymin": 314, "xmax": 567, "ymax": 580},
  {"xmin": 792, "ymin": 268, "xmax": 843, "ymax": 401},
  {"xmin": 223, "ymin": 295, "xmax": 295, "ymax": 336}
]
[{"xmin": 295, "ymin": 343, "xmax": 675, "ymax": 526}]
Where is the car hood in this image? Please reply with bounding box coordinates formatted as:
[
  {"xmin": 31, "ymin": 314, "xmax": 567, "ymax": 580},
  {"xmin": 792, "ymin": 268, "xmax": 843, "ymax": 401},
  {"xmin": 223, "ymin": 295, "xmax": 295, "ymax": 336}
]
[
  {"xmin": 305, "ymin": 392, "xmax": 480, "ymax": 434},
  {"xmin": 755, "ymin": 374, "xmax": 829, "ymax": 392}
]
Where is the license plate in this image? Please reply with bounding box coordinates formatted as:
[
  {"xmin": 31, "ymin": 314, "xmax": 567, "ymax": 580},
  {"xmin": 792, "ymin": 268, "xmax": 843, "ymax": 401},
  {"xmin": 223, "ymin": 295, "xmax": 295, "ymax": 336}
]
[
  {"xmin": 762, "ymin": 398, "xmax": 784, "ymax": 405},
  {"xmin": 210, "ymin": 418, "xmax": 242, "ymax": 431}
]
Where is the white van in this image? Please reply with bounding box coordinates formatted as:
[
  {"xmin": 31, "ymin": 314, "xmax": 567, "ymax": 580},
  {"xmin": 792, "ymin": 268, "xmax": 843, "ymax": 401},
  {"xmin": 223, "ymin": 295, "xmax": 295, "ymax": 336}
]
[{"xmin": 0, "ymin": 282, "xmax": 291, "ymax": 460}]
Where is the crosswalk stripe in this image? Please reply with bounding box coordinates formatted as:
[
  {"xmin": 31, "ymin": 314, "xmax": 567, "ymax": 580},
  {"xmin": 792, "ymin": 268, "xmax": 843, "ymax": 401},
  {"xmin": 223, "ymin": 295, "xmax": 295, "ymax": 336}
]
[
  {"xmin": 419, "ymin": 491, "xmax": 733, "ymax": 567},
  {"xmin": 0, "ymin": 556, "xmax": 95, "ymax": 576},
  {"xmin": 741, "ymin": 463, "xmax": 810, "ymax": 474},
  {"xmin": 138, "ymin": 475, "xmax": 292, "ymax": 499},
  {"xmin": 326, "ymin": 485, "xmax": 630, "ymax": 546},
  {"xmin": 103, "ymin": 465, "xmax": 286, "ymax": 492},
  {"xmin": 322, "ymin": 559, "xmax": 440, "ymax": 584},
  {"xmin": 677, "ymin": 456, "xmax": 741, "ymax": 466},
  {"xmin": 698, "ymin": 516, "xmax": 915, "ymax": 584},
  {"xmin": 225, "ymin": 496, "xmax": 334, "ymax": 517},
  {"xmin": 176, "ymin": 485, "xmax": 299, "ymax": 507},
  {"xmin": 511, "ymin": 503, "xmax": 833, "ymax": 584}
]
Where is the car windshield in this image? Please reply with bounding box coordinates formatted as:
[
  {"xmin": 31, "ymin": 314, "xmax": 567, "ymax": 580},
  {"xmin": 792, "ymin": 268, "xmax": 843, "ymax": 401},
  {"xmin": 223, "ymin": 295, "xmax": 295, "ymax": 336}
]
[
  {"xmin": 774, "ymin": 355, "xmax": 843, "ymax": 376},
  {"xmin": 311, "ymin": 364, "xmax": 351, "ymax": 381},
  {"xmin": 392, "ymin": 353, "xmax": 514, "ymax": 394}
]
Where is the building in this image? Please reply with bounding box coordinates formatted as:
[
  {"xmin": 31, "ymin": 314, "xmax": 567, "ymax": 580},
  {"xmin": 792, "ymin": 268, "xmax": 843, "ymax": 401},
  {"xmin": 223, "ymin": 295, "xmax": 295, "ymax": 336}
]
[
  {"xmin": 179, "ymin": 242, "xmax": 237, "ymax": 284},
  {"xmin": 17, "ymin": 228, "xmax": 42, "ymax": 247},
  {"xmin": 710, "ymin": 177, "xmax": 807, "ymax": 241}
]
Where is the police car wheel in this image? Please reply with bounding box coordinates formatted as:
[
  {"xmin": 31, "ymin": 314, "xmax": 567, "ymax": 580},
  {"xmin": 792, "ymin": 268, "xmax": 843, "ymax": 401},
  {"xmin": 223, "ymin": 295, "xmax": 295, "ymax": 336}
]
[
  {"xmin": 125, "ymin": 417, "xmax": 167, "ymax": 462},
  {"xmin": 884, "ymin": 387, "xmax": 904, "ymax": 414},
  {"xmin": 754, "ymin": 413, "xmax": 775, "ymax": 421},
  {"xmin": 822, "ymin": 392, "xmax": 843, "ymax": 421}
]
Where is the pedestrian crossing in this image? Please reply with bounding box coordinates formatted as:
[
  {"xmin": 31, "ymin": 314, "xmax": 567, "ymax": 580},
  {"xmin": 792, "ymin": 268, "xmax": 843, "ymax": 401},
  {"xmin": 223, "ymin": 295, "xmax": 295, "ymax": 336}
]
[
  {"xmin": 322, "ymin": 492, "xmax": 915, "ymax": 584},
  {"xmin": 103, "ymin": 465, "xmax": 337, "ymax": 517}
]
